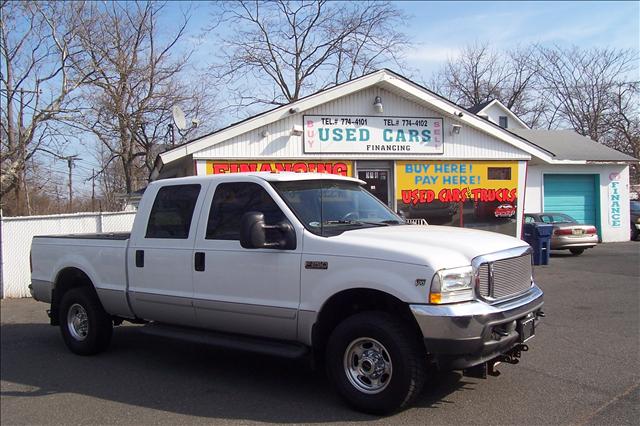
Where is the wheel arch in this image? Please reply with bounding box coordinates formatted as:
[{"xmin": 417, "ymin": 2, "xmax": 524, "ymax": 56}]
[
  {"xmin": 311, "ymin": 288, "xmax": 423, "ymax": 364},
  {"xmin": 50, "ymin": 267, "xmax": 100, "ymax": 325}
]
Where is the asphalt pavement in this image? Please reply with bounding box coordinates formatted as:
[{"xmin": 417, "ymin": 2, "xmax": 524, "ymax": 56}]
[{"xmin": 1, "ymin": 241, "xmax": 639, "ymax": 425}]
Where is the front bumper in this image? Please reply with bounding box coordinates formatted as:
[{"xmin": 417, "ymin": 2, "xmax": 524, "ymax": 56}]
[{"xmin": 410, "ymin": 285, "xmax": 544, "ymax": 369}]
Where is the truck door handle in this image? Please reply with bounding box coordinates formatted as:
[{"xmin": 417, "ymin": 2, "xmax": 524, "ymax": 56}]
[
  {"xmin": 195, "ymin": 252, "xmax": 205, "ymax": 271},
  {"xmin": 135, "ymin": 250, "xmax": 144, "ymax": 268}
]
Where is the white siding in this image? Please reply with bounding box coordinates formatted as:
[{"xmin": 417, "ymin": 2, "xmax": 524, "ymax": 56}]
[
  {"xmin": 525, "ymin": 164, "xmax": 630, "ymax": 242},
  {"xmin": 480, "ymin": 103, "xmax": 528, "ymax": 130},
  {"xmin": 193, "ymin": 87, "xmax": 530, "ymax": 161}
]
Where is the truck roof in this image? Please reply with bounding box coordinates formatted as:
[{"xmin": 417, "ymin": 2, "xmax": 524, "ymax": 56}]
[{"xmin": 153, "ymin": 172, "xmax": 365, "ymax": 186}]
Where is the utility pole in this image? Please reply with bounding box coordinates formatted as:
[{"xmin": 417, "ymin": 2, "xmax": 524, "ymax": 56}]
[
  {"xmin": 65, "ymin": 155, "xmax": 81, "ymax": 213},
  {"xmin": 91, "ymin": 168, "xmax": 96, "ymax": 211},
  {"xmin": 39, "ymin": 148, "xmax": 81, "ymax": 213}
]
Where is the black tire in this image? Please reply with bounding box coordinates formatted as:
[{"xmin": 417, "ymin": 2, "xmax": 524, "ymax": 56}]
[
  {"xmin": 326, "ymin": 311, "xmax": 426, "ymax": 415},
  {"xmin": 570, "ymin": 248, "xmax": 585, "ymax": 255},
  {"xmin": 59, "ymin": 287, "xmax": 113, "ymax": 355},
  {"xmin": 632, "ymin": 227, "xmax": 639, "ymax": 241}
]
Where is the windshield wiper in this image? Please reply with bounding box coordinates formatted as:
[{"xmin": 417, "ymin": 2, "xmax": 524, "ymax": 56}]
[
  {"xmin": 356, "ymin": 220, "xmax": 392, "ymax": 227},
  {"xmin": 323, "ymin": 220, "xmax": 364, "ymax": 225},
  {"xmin": 323, "ymin": 220, "xmax": 400, "ymax": 227}
]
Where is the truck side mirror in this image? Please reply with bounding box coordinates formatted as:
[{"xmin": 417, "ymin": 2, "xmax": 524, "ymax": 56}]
[{"xmin": 240, "ymin": 211, "xmax": 296, "ymax": 250}]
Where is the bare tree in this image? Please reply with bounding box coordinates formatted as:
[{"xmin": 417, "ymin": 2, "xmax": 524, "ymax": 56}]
[
  {"xmin": 0, "ymin": 1, "xmax": 90, "ymax": 215},
  {"xmin": 429, "ymin": 42, "xmax": 542, "ymax": 127},
  {"xmin": 606, "ymin": 82, "xmax": 640, "ymax": 159},
  {"xmin": 208, "ymin": 0, "xmax": 409, "ymax": 110},
  {"xmin": 537, "ymin": 46, "xmax": 637, "ymax": 141},
  {"xmin": 606, "ymin": 82, "xmax": 640, "ymax": 182},
  {"xmin": 72, "ymin": 2, "xmax": 211, "ymax": 196}
]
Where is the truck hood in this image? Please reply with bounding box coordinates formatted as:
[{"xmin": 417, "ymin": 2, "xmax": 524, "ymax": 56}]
[{"xmin": 305, "ymin": 225, "xmax": 529, "ymax": 270}]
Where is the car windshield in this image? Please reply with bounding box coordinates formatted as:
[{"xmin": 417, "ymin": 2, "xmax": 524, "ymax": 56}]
[
  {"xmin": 539, "ymin": 213, "xmax": 577, "ymax": 224},
  {"xmin": 271, "ymin": 180, "xmax": 404, "ymax": 236},
  {"xmin": 631, "ymin": 201, "xmax": 640, "ymax": 211}
]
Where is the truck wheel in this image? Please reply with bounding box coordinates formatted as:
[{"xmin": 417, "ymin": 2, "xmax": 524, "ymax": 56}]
[
  {"xmin": 570, "ymin": 248, "xmax": 584, "ymax": 255},
  {"xmin": 59, "ymin": 287, "xmax": 113, "ymax": 355},
  {"xmin": 326, "ymin": 311, "xmax": 426, "ymax": 414}
]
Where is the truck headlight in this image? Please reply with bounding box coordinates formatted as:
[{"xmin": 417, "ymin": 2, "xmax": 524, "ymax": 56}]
[{"xmin": 429, "ymin": 266, "xmax": 474, "ymax": 304}]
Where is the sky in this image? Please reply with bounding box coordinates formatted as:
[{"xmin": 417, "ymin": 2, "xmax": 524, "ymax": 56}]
[
  {"xmin": 59, "ymin": 0, "xmax": 640, "ymax": 196},
  {"xmin": 399, "ymin": 0, "xmax": 639, "ymax": 75},
  {"xmin": 175, "ymin": 0, "xmax": 639, "ymax": 77}
]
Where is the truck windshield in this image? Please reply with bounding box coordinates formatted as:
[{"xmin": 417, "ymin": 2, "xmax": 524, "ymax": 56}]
[{"xmin": 271, "ymin": 180, "xmax": 404, "ymax": 236}]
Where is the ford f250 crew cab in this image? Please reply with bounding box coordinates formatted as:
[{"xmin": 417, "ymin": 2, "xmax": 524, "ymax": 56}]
[{"xmin": 30, "ymin": 172, "xmax": 544, "ymax": 414}]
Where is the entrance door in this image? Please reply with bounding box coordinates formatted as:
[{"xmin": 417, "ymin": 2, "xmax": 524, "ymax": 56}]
[{"xmin": 358, "ymin": 170, "xmax": 390, "ymax": 205}]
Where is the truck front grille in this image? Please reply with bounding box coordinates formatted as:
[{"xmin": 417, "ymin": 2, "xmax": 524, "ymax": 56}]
[{"xmin": 476, "ymin": 253, "xmax": 533, "ymax": 302}]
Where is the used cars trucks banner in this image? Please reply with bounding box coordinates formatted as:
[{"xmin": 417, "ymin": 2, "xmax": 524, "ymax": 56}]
[{"xmin": 396, "ymin": 161, "xmax": 519, "ymax": 235}]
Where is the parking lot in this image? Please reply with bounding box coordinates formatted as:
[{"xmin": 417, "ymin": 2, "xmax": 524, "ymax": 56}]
[{"xmin": 1, "ymin": 242, "xmax": 639, "ymax": 425}]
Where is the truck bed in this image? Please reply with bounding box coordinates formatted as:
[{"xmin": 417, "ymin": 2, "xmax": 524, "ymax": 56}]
[
  {"xmin": 33, "ymin": 232, "xmax": 131, "ymax": 240},
  {"xmin": 31, "ymin": 233, "xmax": 133, "ymax": 318}
]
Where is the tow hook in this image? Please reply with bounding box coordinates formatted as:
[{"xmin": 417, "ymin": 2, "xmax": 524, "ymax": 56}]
[
  {"xmin": 465, "ymin": 344, "xmax": 530, "ymax": 379},
  {"xmin": 500, "ymin": 343, "xmax": 529, "ymax": 363}
]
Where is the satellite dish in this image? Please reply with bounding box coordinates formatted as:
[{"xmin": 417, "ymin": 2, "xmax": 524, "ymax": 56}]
[{"xmin": 172, "ymin": 106, "xmax": 187, "ymax": 130}]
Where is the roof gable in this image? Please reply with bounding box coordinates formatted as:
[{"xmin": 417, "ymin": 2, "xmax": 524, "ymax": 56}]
[
  {"xmin": 159, "ymin": 69, "xmax": 554, "ymax": 166},
  {"xmin": 468, "ymin": 99, "xmax": 530, "ymax": 129}
]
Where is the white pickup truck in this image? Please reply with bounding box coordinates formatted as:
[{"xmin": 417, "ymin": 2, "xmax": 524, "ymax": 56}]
[{"xmin": 30, "ymin": 172, "xmax": 544, "ymax": 414}]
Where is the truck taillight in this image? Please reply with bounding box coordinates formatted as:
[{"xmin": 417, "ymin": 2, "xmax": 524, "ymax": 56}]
[
  {"xmin": 554, "ymin": 229, "xmax": 572, "ymax": 235},
  {"xmin": 585, "ymin": 227, "xmax": 597, "ymax": 234}
]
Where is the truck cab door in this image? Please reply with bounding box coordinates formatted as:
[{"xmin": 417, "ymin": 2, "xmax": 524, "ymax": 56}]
[
  {"xmin": 192, "ymin": 180, "xmax": 302, "ymax": 341},
  {"xmin": 127, "ymin": 183, "xmax": 206, "ymax": 326}
]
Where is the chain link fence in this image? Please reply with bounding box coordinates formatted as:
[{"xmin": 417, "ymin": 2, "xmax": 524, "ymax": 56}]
[{"xmin": 0, "ymin": 211, "xmax": 136, "ymax": 298}]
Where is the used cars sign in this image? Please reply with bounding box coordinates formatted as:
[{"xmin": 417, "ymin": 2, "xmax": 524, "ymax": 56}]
[{"xmin": 303, "ymin": 115, "xmax": 444, "ymax": 154}]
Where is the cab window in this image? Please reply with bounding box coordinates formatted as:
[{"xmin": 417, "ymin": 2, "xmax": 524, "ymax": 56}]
[
  {"xmin": 206, "ymin": 182, "xmax": 286, "ymax": 240},
  {"xmin": 146, "ymin": 184, "xmax": 201, "ymax": 239}
]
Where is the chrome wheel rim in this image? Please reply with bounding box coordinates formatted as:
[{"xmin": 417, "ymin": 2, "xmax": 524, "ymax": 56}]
[
  {"xmin": 67, "ymin": 303, "xmax": 89, "ymax": 341},
  {"xmin": 343, "ymin": 337, "xmax": 393, "ymax": 394}
]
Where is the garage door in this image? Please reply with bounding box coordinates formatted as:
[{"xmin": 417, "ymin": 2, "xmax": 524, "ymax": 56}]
[{"xmin": 543, "ymin": 174, "xmax": 597, "ymax": 224}]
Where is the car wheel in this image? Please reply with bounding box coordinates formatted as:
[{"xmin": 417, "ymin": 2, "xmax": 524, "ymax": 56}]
[
  {"xmin": 326, "ymin": 311, "xmax": 426, "ymax": 415},
  {"xmin": 632, "ymin": 227, "xmax": 639, "ymax": 241},
  {"xmin": 570, "ymin": 248, "xmax": 585, "ymax": 255},
  {"xmin": 59, "ymin": 287, "xmax": 113, "ymax": 355}
]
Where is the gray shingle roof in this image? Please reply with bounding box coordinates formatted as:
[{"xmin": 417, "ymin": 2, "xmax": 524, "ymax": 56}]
[{"xmin": 510, "ymin": 129, "xmax": 637, "ymax": 162}]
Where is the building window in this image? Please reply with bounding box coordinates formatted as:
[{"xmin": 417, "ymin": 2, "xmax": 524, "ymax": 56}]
[
  {"xmin": 499, "ymin": 116, "xmax": 508, "ymax": 128},
  {"xmin": 488, "ymin": 167, "xmax": 512, "ymax": 180}
]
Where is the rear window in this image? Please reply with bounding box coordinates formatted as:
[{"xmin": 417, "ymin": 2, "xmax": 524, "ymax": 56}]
[
  {"xmin": 539, "ymin": 213, "xmax": 576, "ymax": 224},
  {"xmin": 146, "ymin": 184, "xmax": 201, "ymax": 239}
]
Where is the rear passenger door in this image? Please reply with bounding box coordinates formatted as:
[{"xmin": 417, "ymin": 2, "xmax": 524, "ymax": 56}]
[
  {"xmin": 128, "ymin": 183, "xmax": 205, "ymax": 326},
  {"xmin": 192, "ymin": 180, "xmax": 302, "ymax": 341}
]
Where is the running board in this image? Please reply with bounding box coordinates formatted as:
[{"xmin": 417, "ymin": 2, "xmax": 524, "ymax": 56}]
[{"xmin": 140, "ymin": 323, "xmax": 309, "ymax": 359}]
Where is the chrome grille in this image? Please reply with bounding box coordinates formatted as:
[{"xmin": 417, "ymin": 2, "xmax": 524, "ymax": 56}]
[
  {"xmin": 478, "ymin": 264, "xmax": 490, "ymax": 296},
  {"xmin": 476, "ymin": 253, "xmax": 532, "ymax": 301}
]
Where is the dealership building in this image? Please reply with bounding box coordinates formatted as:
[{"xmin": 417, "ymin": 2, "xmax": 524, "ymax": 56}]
[{"xmin": 153, "ymin": 69, "xmax": 636, "ymax": 242}]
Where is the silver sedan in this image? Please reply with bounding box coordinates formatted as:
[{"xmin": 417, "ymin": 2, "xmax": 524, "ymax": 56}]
[{"xmin": 525, "ymin": 213, "xmax": 598, "ymax": 255}]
